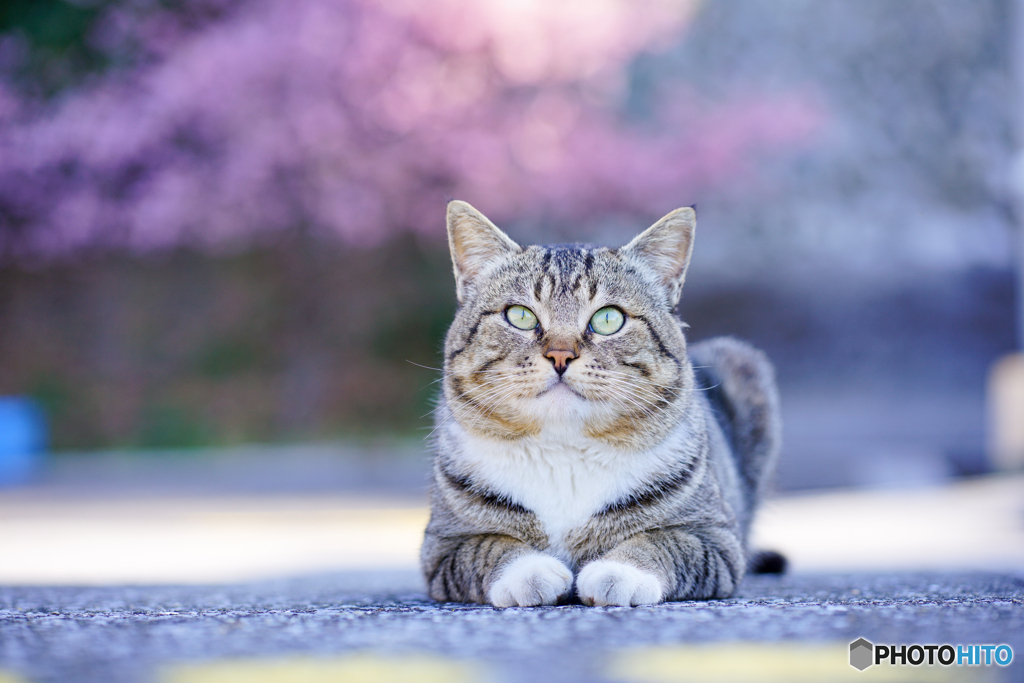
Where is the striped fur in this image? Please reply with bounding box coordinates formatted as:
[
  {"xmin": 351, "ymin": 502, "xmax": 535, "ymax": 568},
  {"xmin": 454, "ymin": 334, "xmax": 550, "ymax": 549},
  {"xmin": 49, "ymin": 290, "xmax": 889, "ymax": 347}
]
[{"xmin": 421, "ymin": 201, "xmax": 782, "ymax": 606}]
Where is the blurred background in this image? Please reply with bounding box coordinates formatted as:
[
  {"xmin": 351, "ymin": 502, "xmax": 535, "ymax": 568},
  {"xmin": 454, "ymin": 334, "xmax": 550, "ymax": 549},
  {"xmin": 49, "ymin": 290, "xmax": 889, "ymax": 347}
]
[{"xmin": 0, "ymin": 0, "xmax": 1020, "ymax": 497}]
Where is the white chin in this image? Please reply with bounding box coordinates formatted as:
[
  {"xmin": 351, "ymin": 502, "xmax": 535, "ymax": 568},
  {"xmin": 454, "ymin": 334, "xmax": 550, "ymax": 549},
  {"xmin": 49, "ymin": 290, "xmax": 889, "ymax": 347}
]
[
  {"xmin": 543, "ymin": 381, "xmax": 580, "ymax": 399},
  {"xmin": 534, "ymin": 382, "xmax": 588, "ymax": 415}
]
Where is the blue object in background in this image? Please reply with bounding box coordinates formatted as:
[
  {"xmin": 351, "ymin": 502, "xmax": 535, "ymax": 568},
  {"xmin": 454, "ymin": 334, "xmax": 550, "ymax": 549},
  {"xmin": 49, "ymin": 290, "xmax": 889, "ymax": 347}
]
[{"xmin": 0, "ymin": 397, "xmax": 47, "ymax": 486}]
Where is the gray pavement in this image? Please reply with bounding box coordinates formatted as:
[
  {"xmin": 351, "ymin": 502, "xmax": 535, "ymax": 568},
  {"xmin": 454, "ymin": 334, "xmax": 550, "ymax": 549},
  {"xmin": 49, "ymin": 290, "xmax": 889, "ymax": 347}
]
[
  {"xmin": 1, "ymin": 570, "xmax": 1022, "ymax": 683},
  {"xmin": 3, "ymin": 453, "xmax": 1022, "ymax": 682}
]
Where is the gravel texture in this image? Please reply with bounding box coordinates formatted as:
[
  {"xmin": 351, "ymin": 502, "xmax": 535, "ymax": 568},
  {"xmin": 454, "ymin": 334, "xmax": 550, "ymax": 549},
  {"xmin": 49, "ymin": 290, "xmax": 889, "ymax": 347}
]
[{"xmin": 1, "ymin": 571, "xmax": 1022, "ymax": 683}]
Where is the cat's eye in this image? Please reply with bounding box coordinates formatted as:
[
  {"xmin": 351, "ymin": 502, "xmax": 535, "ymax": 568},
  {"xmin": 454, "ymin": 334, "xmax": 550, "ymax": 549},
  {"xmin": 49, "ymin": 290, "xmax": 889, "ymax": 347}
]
[
  {"xmin": 590, "ymin": 306, "xmax": 625, "ymax": 335},
  {"xmin": 506, "ymin": 305, "xmax": 539, "ymax": 330}
]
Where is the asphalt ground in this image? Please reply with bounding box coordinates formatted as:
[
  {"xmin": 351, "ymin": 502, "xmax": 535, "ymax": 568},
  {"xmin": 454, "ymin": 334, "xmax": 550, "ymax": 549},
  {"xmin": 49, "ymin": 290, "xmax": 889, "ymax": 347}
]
[
  {"xmin": 0, "ymin": 472, "xmax": 1022, "ymax": 683},
  {"xmin": 0, "ymin": 571, "xmax": 1022, "ymax": 683}
]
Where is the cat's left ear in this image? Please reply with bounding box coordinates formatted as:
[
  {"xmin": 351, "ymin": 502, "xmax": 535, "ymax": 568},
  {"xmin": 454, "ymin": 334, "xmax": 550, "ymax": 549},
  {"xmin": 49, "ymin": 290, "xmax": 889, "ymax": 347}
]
[
  {"xmin": 622, "ymin": 207, "xmax": 696, "ymax": 306},
  {"xmin": 447, "ymin": 200, "xmax": 522, "ymax": 303}
]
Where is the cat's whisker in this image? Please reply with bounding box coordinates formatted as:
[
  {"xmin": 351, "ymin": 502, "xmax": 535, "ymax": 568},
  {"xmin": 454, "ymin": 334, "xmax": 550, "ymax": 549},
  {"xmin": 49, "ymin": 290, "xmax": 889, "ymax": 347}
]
[
  {"xmin": 597, "ymin": 382, "xmax": 659, "ymax": 420},
  {"xmin": 595, "ymin": 386, "xmax": 662, "ymax": 417},
  {"xmin": 461, "ymin": 375, "xmax": 529, "ymax": 404},
  {"xmin": 422, "ymin": 374, "xmax": 517, "ymax": 422},
  {"xmin": 608, "ymin": 380, "xmax": 679, "ymax": 405},
  {"xmin": 435, "ymin": 373, "xmax": 529, "ymax": 433},
  {"xmin": 602, "ymin": 392, "xmax": 656, "ymax": 423},
  {"xmin": 452, "ymin": 378, "xmax": 520, "ymax": 416},
  {"xmin": 405, "ymin": 360, "xmax": 444, "ymax": 372},
  {"xmin": 435, "ymin": 366, "xmax": 686, "ymax": 435},
  {"xmin": 591, "ymin": 373, "xmax": 673, "ymax": 407},
  {"xmin": 606, "ymin": 387, "xmax": 663, "ymax": 419},
  {"xmin": 590, "ymin": 367, "xmax": 681, "ymax": 392},
  {"xmin": 447, "ymin": 371, "xmax": 529, "ymax": 404},
  {"xmin": 588, "ymin": 377, "xmax": 680, "ymax": 403},
  {"xmin": 436, "ymin": 388, "xmax": 507, "ymax": 429},
  {"xmin": 445, "ymin": 383, "xmax": 525, "ymax": 436},
  {"xmin": 417, "ymin": 366, "xmax": 524, "ymax": 419},
  {"xmin": 422, "ymin": 372, "xmax": 523, "ymax": 421},
  {"xmin": 475, "ymin": 383, "xmax": 527, "ymax": 422}
]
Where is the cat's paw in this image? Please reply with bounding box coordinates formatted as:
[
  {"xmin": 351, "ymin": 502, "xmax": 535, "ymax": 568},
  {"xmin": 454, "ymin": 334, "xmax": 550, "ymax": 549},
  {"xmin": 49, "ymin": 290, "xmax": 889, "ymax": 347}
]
[
  {"xmin": 488, "ymin": 554, "xmax": 573, "ymax": 607},
  {"xmin": 577, "ymin": 560, "xmax": 664, "ymax": 606}
]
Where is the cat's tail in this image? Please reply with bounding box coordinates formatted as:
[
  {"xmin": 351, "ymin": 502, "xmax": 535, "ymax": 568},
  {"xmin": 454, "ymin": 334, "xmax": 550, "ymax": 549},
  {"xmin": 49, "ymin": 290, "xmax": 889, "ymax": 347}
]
[
  {"xmin": 748, "ymin": 549, "xmax": 788, "ymax": 574},
  {"xmin": 689, "ymin": 336, "xmax": 783, "ymax": 525}
]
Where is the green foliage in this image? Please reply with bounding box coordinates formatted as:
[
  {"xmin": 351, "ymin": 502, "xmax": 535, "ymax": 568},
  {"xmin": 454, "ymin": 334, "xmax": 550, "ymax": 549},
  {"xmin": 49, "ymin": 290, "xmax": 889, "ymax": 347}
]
[
  {"xmin": 0, "ymin": 0, "xmax": 100, "ymax": 48},
  {"xmin": 0, "ymin": 0, "xmax": 110, "ymax": 96},
  {"xmin": 138, "ymin": 401, "xmax": 212, "ymax": 448},
  {"xmin": 0, "ymin": 0, "xmax": 243, "ymax": 97},
  {"xmin": 197, "ymin": 337, "xmax": 262, "ymax": 379},
  {"xmin": 0, "ymin": 234, "xmax": 456, "ymax": 449}
]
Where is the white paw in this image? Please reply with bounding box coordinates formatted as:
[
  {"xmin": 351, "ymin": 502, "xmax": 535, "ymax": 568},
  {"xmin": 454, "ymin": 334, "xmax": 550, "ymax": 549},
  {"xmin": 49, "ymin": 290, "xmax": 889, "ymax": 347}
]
[
  {"xmin": 577, "ymin": 560, "xmax": 664, "ymax": 606},
  {"xmin": 488, "ymin": 554, "xmax": 573, "ymax": 607}
]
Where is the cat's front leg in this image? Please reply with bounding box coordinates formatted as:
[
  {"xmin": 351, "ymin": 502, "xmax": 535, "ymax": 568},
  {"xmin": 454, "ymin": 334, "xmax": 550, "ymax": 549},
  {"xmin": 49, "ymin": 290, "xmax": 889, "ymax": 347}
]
[
  {"xmin": 488, "ymin": 553, "xmax": 574, "ymax": 607},
  {"xmin": 423, "ymin": 533, "xmax": 572, "ymax": 606},
  {"xmin": 576, "ymin": 526, "xmax": 744, "ymax": 606},
  {"xmin": 576, "ymin": 558, "xmax": 664, "ymax": 606}
]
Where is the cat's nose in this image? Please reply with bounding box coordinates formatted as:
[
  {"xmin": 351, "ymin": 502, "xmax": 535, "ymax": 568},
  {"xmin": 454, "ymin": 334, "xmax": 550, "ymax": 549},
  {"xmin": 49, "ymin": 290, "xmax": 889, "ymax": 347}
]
[{"xmin": 545, "ymin": 348, "xmax": 578, "ymax": 376}]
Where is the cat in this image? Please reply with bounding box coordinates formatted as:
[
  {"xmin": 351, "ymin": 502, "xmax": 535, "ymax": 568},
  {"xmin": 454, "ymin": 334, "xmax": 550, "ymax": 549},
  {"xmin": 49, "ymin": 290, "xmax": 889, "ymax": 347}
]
[{"xmin": 420, "ymin": 200, "xmax": 782, "ymax": 607}]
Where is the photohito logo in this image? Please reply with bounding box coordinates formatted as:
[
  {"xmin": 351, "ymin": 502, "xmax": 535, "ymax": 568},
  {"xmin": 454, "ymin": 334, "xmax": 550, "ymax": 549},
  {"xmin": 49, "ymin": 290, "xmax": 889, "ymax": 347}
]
[{"xmin": 849, "ymin": 638, "xmax": 1013, "ymax": 671}]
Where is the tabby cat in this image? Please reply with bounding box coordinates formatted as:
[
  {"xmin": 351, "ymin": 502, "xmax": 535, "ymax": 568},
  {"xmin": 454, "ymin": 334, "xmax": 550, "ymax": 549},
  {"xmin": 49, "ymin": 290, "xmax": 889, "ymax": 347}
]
[{"xmin": 420, "ymin": 201, "xmax": 782, "ymax": 607}]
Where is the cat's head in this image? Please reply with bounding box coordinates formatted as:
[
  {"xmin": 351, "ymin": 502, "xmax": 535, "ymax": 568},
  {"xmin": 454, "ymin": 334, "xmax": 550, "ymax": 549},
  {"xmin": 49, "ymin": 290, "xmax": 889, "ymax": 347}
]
[{"xmin": 441, "ymin": 200, "xmax": 696, "ymax": 449}]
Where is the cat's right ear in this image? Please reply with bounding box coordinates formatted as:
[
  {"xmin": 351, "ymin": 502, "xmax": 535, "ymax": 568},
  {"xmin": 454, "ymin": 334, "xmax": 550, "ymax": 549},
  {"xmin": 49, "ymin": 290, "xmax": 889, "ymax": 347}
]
[{"xmin": 447, "ymin": 200, "xmax": 521, "ymax": 303}]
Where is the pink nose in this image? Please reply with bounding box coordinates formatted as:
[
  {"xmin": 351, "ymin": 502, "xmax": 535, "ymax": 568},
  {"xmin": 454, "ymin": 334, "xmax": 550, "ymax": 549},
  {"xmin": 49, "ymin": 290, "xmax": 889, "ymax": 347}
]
[{"xmin": 545, "ymin": 348, "xmax": 578, "ymax": 375}]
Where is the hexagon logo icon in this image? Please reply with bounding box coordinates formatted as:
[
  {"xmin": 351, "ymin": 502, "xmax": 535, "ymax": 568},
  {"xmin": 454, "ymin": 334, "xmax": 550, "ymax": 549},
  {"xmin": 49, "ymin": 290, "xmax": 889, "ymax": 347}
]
[{"xmin": 850, "ymin": 638, "xmax": 874, "ymax": 671}]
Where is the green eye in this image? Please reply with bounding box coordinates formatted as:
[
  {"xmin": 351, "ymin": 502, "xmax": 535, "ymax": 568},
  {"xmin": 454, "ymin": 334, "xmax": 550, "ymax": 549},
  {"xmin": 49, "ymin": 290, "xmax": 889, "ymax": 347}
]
[
  {"xmin": 590, "ymin": 306, "xmax": 625, "ymax": 335},
  {"xmin": 506, "ymin": 305, "xmax": 538, "ymax": 330}
]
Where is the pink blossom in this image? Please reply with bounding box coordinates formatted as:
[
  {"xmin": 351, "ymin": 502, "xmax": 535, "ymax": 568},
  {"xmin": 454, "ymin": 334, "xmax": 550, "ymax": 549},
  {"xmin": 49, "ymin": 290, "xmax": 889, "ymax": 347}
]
[{"xmin": 0, "ymin": 0, "xmax": 825, "ymax": 258}]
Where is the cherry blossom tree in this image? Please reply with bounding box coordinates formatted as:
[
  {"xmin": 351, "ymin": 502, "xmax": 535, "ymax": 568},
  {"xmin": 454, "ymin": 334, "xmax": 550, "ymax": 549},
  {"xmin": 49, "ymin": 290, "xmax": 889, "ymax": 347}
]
[{"xmin": 0, "ymin": 0, "xmax": 823, "ymax": 261}]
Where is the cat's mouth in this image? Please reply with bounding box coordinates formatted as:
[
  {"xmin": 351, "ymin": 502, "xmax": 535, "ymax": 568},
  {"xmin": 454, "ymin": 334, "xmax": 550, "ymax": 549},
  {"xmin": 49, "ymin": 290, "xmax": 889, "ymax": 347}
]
[{"xmin": 536, "ymin": 377, "xmax": 586, "ymax": 400}]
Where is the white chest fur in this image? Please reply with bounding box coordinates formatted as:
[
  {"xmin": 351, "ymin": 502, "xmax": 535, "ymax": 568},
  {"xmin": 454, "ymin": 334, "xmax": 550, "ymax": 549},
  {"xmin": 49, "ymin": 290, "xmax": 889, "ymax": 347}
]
[{"xmin": 452, "ymin": 422, "xmax": 687, "ymax": 564}]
